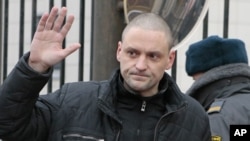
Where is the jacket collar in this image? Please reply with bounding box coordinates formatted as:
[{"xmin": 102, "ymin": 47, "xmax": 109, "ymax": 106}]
[
  {"xmin": 97, "ymin": 69, "xmax": 187, "ymax": 117},
  {"xmin": 187, "ymin": 63, "xmax": 250, "ymax": 95},
  {"xmin": 186, "ymin": 63, "xmax": 250, "ymax": 109}
]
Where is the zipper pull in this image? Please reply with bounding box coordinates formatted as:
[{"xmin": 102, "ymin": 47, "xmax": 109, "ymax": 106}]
[{"xmin": 141, "ymin": 100, "xmax": 146, "ymax": 112}]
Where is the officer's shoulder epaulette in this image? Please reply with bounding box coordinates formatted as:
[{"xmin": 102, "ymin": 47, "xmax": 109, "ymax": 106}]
[{"xmin": 207, "ymin": 99, "xmax": 225, "ymax": 114}]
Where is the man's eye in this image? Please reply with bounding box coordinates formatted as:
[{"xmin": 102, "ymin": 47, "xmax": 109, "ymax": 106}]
[
  {"xmin": 149, "ymin": 54, "xmax": 159, "ymax": 60},
  {"xmin": 128, "ymin": 51, "xmax": 136, "ymax": 57}
]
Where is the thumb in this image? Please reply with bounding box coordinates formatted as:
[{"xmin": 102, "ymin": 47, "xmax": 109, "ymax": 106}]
[{"xmin": 62, "ymin": 43, "xmax": 81, "ymax": 57}]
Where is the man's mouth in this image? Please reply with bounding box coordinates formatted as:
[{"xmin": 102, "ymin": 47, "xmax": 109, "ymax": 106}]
[{"xmin": 131, "ymin": 73, "xmax": 148, "ymax": 80}]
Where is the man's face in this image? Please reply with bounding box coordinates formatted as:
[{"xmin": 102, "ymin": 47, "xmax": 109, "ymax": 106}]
[{"xmin": 117, "ymin": 27, "xmax": 175, "ymax": 97}]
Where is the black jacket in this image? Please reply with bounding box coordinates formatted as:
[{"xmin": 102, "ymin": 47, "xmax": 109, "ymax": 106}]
[
  {"xmin": 186, "ymin": 63, "xmax": 250, "ymax": 141},
  {"xmin": 0, "ymin": 54, "xmax": 211, "ymax": 141}
]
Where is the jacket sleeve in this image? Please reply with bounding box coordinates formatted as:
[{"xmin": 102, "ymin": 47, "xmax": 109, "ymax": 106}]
[
  {"xmin": 0, "ymin": 53, "xmax": 55, "ymax": 140},
  {"xmin": 209, "ymin": 113, "xmax": 230, "ymax": 141}
]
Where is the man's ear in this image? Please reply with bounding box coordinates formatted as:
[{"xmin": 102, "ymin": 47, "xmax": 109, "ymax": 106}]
[
  {"xmin": 165, "ymin": 49, "xmax": 176, "ymax": 70},
  {"xmin": 116, "ymin": 41, "xmax": 122, "ymax": 62}
]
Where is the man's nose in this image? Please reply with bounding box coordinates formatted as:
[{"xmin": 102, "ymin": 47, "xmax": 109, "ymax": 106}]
[{"xmin": 135, "ymin": 56, "xmax": 147, "ymax": 70}]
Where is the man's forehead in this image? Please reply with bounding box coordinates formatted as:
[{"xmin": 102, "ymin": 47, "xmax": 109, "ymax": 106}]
[{"xmin": 122, "ymin": 42, "xmax": 169, "ymax": 54}]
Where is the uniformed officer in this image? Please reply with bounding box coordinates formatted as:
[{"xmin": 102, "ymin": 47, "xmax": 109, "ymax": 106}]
[{"xmin": 185, "ymin": 35, "xmax": 250, "ymax": 141}]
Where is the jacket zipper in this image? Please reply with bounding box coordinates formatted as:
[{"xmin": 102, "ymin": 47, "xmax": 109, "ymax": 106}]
[
  {"xmin": 141, "ymin": 100, "xmax": 147, "ymax": 112},
  {"xmin": 63, "ymin": 134, "xmax": 104, "ymax": 141}
]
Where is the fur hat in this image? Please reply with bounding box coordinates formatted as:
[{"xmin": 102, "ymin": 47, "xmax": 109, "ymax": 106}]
[{"xmin": 185, "ymin": 35, "xmax": 248, "ymax": 76}]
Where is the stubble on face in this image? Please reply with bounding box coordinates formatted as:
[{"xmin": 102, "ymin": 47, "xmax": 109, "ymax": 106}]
[{"xmin": 117, "ymin": 27, "xmax": 170, "ymax": 97}]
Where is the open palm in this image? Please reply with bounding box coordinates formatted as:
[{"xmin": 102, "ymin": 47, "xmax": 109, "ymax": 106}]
[{"xmin": 29, "ymin": 7, "xmax": 81, "ymax": 73}]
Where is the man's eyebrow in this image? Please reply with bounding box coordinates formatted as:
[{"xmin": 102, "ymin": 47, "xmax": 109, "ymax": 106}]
[
  {"xmin": 124, "ymin": 46, "xmax": 137, "ymax": 51},
  {"xmin": 146, "ymin": 51, "xmax": 164, "ymax": 57},
  {"xmin": 125, "ymin": 46, "xmax": 163, "ymax": 53}
]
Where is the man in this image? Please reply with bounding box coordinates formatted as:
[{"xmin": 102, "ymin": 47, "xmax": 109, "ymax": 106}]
[
  {"xmin": 185, "ymin": 35, "xmax": 250, "ymax": 141},
  {"xmin": 0, "ymin": 7, "xmax": 210, "ymax": 141}
]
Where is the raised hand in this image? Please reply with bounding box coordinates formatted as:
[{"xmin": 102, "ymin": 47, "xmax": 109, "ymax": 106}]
[{"xmin": 28, "ymin": 6, "xmax": 81, "ymax": 73}]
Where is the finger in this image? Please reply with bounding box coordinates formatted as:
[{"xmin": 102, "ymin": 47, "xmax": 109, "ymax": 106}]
[
  {"xmin": 44, "ymin": 7, "xmax": 59, "ymax": 30},
  {"xmin": 60, "ymin": 15, "xmax": 75, "ymax": 37},
  {"xmin": 61, "ymin": 43, "xmax": 81, "ymax": 57},
  {"xmin": 36, "ymin": 13, "xmax": 49, "ymax": 32},
  {"xmin": 53, "ymin": 7, "xmax": 67, "ymax": 32}
]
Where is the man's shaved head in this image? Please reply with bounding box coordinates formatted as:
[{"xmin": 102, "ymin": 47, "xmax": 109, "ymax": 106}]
[{"xmin": 122, "ymin": 13, "xmax": 173, "ymax": 49}]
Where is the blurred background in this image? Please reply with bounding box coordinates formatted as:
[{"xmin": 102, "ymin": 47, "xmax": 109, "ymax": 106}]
[{"xmin": 0, "ymin": 0, "xmax": 249, "ymax": 94}]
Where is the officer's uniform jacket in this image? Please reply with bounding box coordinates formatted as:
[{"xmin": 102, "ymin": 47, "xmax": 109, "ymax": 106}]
[{"xmin": 187, "ymin": 63, "xmax": 250, "ymax": 141}]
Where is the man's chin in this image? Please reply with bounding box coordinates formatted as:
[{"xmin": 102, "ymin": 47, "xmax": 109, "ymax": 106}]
[{"xmin": 128, "ymin": 83, "xmax": 147, "ymax": 92}]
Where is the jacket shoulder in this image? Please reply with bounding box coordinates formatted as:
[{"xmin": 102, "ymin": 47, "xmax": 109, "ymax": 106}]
[
  {"xmin": 185, "ymin": 95, "xmax": 207, "ymax": 112},
  {"xmin": 62, "ymin": 80, "xmax": 110, "ymax": 98},
  {"xmin": 41, "ymin": 80, "xmax": 110, "ymax": 108},
  {"xmin": 184, "ymin": 95, "xmax": 209, "ymax": 120},
  {"xmin": 207, "ymin": 99, "xmax": 225, "ymax": 114}
]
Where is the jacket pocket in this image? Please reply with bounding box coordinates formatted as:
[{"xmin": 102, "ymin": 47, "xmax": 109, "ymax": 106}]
[
  {"xmin": 62, "ymin": 127, "xmax": 104, "ymax": 141},
  {"xmin": 62, "ymin": 133, "xmax": 104, "ymax": 141}
]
